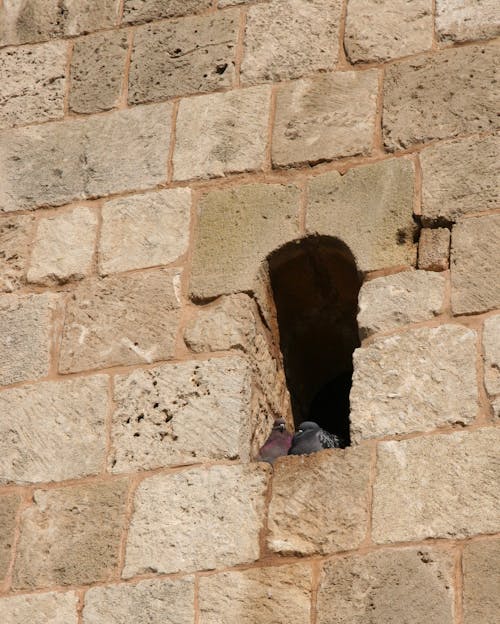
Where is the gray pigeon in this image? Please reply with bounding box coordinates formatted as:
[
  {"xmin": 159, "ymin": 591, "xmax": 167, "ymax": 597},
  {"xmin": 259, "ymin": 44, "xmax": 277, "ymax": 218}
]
[
  {"xmin": 288, "ymin": 421, "xmax": 343, "ymax": 455},
  {"xmin": 258, "ymin": 418, "xmax": 293, "ymax": 464}
]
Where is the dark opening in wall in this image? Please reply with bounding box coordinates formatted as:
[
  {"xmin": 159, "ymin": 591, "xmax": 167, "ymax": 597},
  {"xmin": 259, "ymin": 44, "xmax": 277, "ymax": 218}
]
[{"xmin": 267, "ymin": 236, "xmax": 361, "ymax": 446}]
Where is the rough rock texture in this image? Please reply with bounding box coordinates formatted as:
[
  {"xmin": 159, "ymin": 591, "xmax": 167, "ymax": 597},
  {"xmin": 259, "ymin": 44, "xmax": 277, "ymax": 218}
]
[
  {"xmin": 345, "ymin": 0, "xmax": 433, "ymax": 63},
  {"xmin": 272, "ymin": 71, "xmax": 378, "ymax": 167},
  {"xmin": 13, "ymin": 480, "xmax": 128, "ymax": 589},
  {"xmin": 99, "ymin": 189, "xmax": 191, "ymax": 274},
  {"xmin": 241, "ymin": 0, "xmax": 342, "ymax": 85},
  {"xmin": 317, "ymin": 547, "xmax": 454, "ymax": 624},
  {"xmin": 0, "ymin": 376, "xmax": 108, "ymax": 484},
  {"xmin": 129, "ymin": 11, "xmax": 238, "ymax": 103},
  {"xmin": 383, "ymin": 46, "xmax": 499, "ymax": 150},
  {"xmin": 436, "ymin": 0, "xmax": 500, "ymax": 42},
  {"xmin": 372, "ymin": 428, "xmax": 500, "ymax": 543},
  {"xmin": 123, "ymin": 0, "xmax": 211, "ymax": 23},
  {"xmin": 483, "ymin": 314, "xmax": 500, "ymax": 395},
  {"xmin": 307, "ymin": 159, "xmax": 416, "ymax": 272},
  {"xmin": 463, "ymin": 538, "xmax": 500, "ymax": 624},
  {"xmin": 27, "ymin": 207, "xmax": 98, "ymax": 285},
  {"xmin": 59, "ymin": 269, "xmax": 181, "ymax": 373},
  {"xmin": 350, "ymin": 325, "xmax": 478, "ymax": 441},
  {"xmin": 173, "ymin": 85, "xmax": 271, "ymax": 180},
  {"xmin": 0, "ymin": 493, "xmax": 20, "ymax": 581},
  {"xmin": 0, "ymin": 214, "xmax": 35, "ymax": 292},
  {"xmin": 418, "ymin": 228, "xmax": 450, "ymax": 271},
  {"xmin": 124, "ymin": 464, "xmax": 270, "ymax": 576},
  {"xmin": 451, "ymin": 214, "xmax": 500, "ymax": 315},
  {"xmin": 0, "ymin": 591, "xmax": 78, "ymax": 624}
]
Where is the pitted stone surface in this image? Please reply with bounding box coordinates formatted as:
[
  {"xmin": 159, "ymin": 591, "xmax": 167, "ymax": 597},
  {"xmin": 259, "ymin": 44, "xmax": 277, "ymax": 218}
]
[
  {"xmin": 272, "ymin": 71, "xmax": 378, "ymax": 167},
  {"xmin": 100, "ymin": 188, "xmax": 191, "ymax": 274},
  {"xmin": 317, "ymin": 547, "xmax": 454, "ymax": 624},
  {"xmin": 124, "ymin": 464, "xmax": 270, "ymax": 576},
  {"xmin": 173, "ymin": 85, "xmax": 271, "ymax": 180},
  {"xmin": 0, "ymin": 493, "xmax": 20, "ymax": 581},
  {"xmin": 418, "ymin": 228, "xmax": 450, "ymax": 272},
  {"xmin": 123, "ymin": 0, "xmax": 211, "ymax": 23},
  {"xmin": 307, "ymin": 159, "xmax": 416, "ymax": 272},
  {"xmin": 13, "ymin": 479, "xmax": 128, "ymax": 589},
  {"xmin": 372, "ymin": 428, "xmax": 500, "ymax": 543},
  {"xmin": 267, "ymin": 447, "xmax": 372, "ymax": 555},
  {"xmin": 0, "ymin": 214, "xmax": 35, "ymax": 292},
  {"xmin": 436, "ymin": 0, "xmax": 500, "ymax": 42},
  {"xmin": 350, "ymin": 325, "xmax": 477, "ymax": 441},
  {"xmin": 0, "ymin": 376, "xmax": 108, "ymax": 484},
  {"xmin": 483, "ymin": 314, "xmax": 500, "ymax": 395},
  {"xmin": 463, "ymin": 538, "xmax": 500, "ymax": 624},
  {"xmin": 59, "ymin": 269, "xmax": 181, "ymax": 373},
  {"xmin": 383, "ymin": 46, "xmax": 499, "ymax": 151},
  {"xmin": 0, "ymin": 591, "xmax": 78, "ymax": 624}
]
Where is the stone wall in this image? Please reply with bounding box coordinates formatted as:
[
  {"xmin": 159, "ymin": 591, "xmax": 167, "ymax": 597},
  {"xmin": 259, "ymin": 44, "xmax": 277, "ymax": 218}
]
[{"xmin": 0, "ymin": 1, "xmax": 499, "ymax": 623}]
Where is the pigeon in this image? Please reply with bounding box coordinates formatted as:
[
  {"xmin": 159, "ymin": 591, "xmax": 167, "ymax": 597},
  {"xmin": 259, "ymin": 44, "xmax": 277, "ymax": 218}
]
[
  {"xmin": 288, "ymin": 421, "xmax": 343, "ymax": 456},
  {"xmin": 257, "ymin": 418, "xmax": 293, "ymax": 464}
]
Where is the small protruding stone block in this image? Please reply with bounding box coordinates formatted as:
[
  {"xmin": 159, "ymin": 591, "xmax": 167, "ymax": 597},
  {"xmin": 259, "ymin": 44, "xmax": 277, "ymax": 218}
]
[
  {"xmin": 483, "ymin": 314, "xmax": 500, "ymax": 396},
  {"xmin": 0, "ymin": 493, "xmax": 21, "ymax": 582},
  {"xmin": 418, "ymin": 228, "xmax": 450, "ymax": 272},
  {"xmin": 0, "ymin": 591, "xmax": 78, "ymax": 624},
  {"xmin": 436, "ymin": 0, "xmax": 500, "ymax": 43},
  {"xmin": 463, "ymin": 538, "xmax": 500, "ymax": 624}
]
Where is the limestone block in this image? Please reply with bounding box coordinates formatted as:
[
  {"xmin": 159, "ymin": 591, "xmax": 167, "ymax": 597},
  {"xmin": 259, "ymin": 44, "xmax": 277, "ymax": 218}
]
[
  {"xmin": 0, "ymin": 376, "xmax": 108, "ymax": 484},
  {"xmin": 372, "ymin": 428, "xmax": 500, "ymax": 543},
  {"xmin": 317, "ymin": 547, "xmax": 454, "ymax": 624},
  {"xmin": 27, "ymin": 207, "xmax": 98, "ymax": 285},
  {"xmin": 173, "ymin": 85, "xmax": 271, "ymax": 180},
  {"xmin": 13, "ymin": 480, "xmax": 128, "ymax": 589},
  {"xmin": 350, "ymin": 325, "xmax": 477, "ymax": 441},
  {"xmin": 0, "ymin": 591, "xmax": 78, "ymax": 624},
  {"xmin": 418, "ymin": 228, "xmax": 450, "ymax": 271},
  {"xmin": 272, "ymin": 71, "xmax": 378, "ymax": 167},
  {"xmin": 436, "ymin": 0, "xmax": 500, "ymax": 43},
  {"xmin": 421, "ymin": 135, "xmax": 500, "ymax": 223},
  {"xmin": 59, "ymin": 269, "xmax": 181, "ymax": 373},
  {"xmin": 463, "ymin": 538, "xmax": 500, "ymax": 624},
  {"xmin": 357, "ymin": 270, "xmax": 445, "ymax": 337},
  {"xmin": 0, "ymin": 41, "xmax": 66, "ymax": 129},
  {"xmin": 124, "ymin": 464, "xmax": 270, "ymax": 576},
  {"xmin": 0, "ymin": 493, "xmax": 20, "ymax": 581},
  {"xmin": 129, "ymin": 11, "xmax": 238, "ymax": 103},
  {"xmin": 492, "ymin": 396, "xmax": 500, "ymax": 419},
  {"xmin": 0, "ymin": 293, "xmax": 56, "ymax": 386},
  {"xmin": 241, "ymin": 0, "xmax": 342, "ymax": 85},
  {"xmin": 451, "ymin": 214, "xmax": 500, "ymax": 315},
  {"xmin": 267, "ymin": 447, "xmax": 372, "ymax": 555},
  {"xmin": 0, "ymin": 214, "xmax": 35, "ymax": 292},
  {"xmin": 199, "ymin": 563, "xmax": 312, "ymax": 624},
  {"xmin": 307, "ymin": 159, "xmax": 416, "ymax": 272},
  {"xmin": 83, "ymin": 577, "xmax": 194, "ymax": 624},
  {"xmin": 123, "ymin": 0, "xmax": 211, "ymax": 23},
  {"xmin": 189, "ymin": 183, "xmax": 300, "ymax": 300},
  {"xmin": 69, "ymin": 31, "xmax": 128, "ymax": 114},
  {"xmin": 99, "ymin": 188, "xmax": 191, "ymax": 275},
  {"xmin": 383, "ymin": 46, "xmax": 499, "ymax": 151},
  {"xmin": 483, "ymin": 314, "xmax": 500, "ymax": 395}
]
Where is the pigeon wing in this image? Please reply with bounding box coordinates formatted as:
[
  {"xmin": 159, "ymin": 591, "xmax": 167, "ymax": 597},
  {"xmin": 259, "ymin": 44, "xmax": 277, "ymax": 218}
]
[{"xmin": 319, "ymin": 428, "xmax": 343, "ymax": 449}]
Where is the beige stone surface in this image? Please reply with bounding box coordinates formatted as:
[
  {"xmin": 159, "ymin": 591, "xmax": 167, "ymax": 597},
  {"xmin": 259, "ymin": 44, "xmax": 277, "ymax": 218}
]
[
  {"xmin": 451, "ymin": 214, "xmax": 500, "ymax": 315},
  {"xmin": 0, "ymin": 214, "xmax": 35, "ymax": 292},
  {"xmin": 345, "ymin": 0, "xmax": 433, "ymax": 63},
  {"xmin": 383, "ymin": 46, "xmax": 499, "ymax": 151},
  {"xmin": 241, "ymin": 0, "xmax": 342, "ymax": 85},
  {"xmin": 173, "ymin": 85, "xmax": 271, "ymax": 180},
  {"xmin": 0, "ymin": 376, "xmax": 108, "ymax": 484},
  {"xmin": 463, "ymin": 538, "xmax": 500, "ymax": 624},
  {"xmin": 83, "ymin": 577, "xmax": 195, "ymax": 624},
  {"xmin": 317, "ymin": 547, "xmax": 454, "ymax": 624},
  {"xmin": 199, "ymin": 563, "xmax": 312, "ymax": 624},
  {"xmin": 59, "ymin": 269, "xmax": 181, "ymax": 373},
  {"xmin": 124, "ymin": 464, "xmax": 270, "ymax": 576},
  {"xmin": 418, "ymin": 228, "xmax": 450, "ymax": 271},
  {"xmin": 123, "ymin": 0, "xmax": 211, "ymax": 23},
  {"xmin": 0, "ymin": 591, "xmax": 78, "ymax": 624},
  {"xmin": 0, "ymin": 493, "xmax": 20, "ymax": 581},
  {"xmin": 350, "ymin": 325, "xmax": 477, "ymax": 441},
  {"xmin": 492, "ymin": 396, "xmax": 500, "ymax": 419},
  {"xmin": 100, "ymin": 189, "xmax": 191, "ymax": 275},
  {"xmin": 483, "ymin": 314, "xmax": 500, "ymax": 395},
  {"xmin": 13, "ymin": 480, "xmax": 128, "ymax": 589},
  {"xmin": 267, "ymin": 447, "xmax": 372, "ymax": 555},
  {"xmin": 27, "ymin": 207, "xmax": 98, "ymax": 285},
  {"xmin": 190, "ymin": 183, "xmax": 300, "ymax": 300},
  {"xmin": 307, "ymin": 159, "xmax": 416, "ymax": 272},
  {"xmin": 372, "ymin": 428, "xmax": 500, "ymax": 543},
  {"xmin": 129, "ymin": 11, "xmax": 238, "ymax": 103},
  {"xmin": 272, "ymin": 71, "xmax": 378, "ymax": 167},
  {"xmin": 436, "ymin": 0, "xmax": 500, "ymax": 42},
  {"xmin": 421, "ymin": 135, "xmax": 499, "ymax": 223}
]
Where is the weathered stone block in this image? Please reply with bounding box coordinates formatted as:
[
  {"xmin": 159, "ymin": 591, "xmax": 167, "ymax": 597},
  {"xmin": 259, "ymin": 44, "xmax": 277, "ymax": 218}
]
[
  {"xmin": 451, "ymin": 214, "xmax": 500, "ymax": 315},
  {"xmin": 436, "ymin": 0, "xmax": 500, "ymax": 43},
  {"xmin": 99, "ymin": 188, "xmax": 191, "ymax": 275},
  {"xmin": 123, "ymin": 0, "xmax": 211, "ymax": 23},
  {"xmin": 241, "ymin": 0, "xmax": 342, "ymax": 85},
  {"xmin": 272, "ymin": 71, "xmax": 378, "ymax": 167},
  {"xmin": 417, "ymin": 228, "xmax": 450, "ymax": 271},
  {"xmin": 317, "ymin": 547, "xmax": 454, "ymax": 624},
  {"xmin": 0, "ymin": 493, "xmax": 20, "ymax": 581},
  {"xmin": 59, "ymin": 269, "xmax": 181, "ymax": 373},
  {"xmin": 383, "ymin": 46, "xmax": 499, "ymax": 150},
  {"xmin": 483, "ymin": 314, "xmax": 500, "ymax": 395},
  {"xmin": 372, "ymin": 428, "xmax": 500, "ymax": 543},
  {"xmin": 173, "ymin": 85, "xmax": 271, "ymax": 180},
  {"xmin": 124, "ymin": 464, "xmax": 270, "ymax": 576},
  {"xmin": 350, "ymin": 325, "xmax": 477, "ymax": 441},
  {"xmin": 0, "ymin": 214, "xmax": 35, "ymax": 292},
  {"xmin": 307, "ymin": 159, "xmax": 416, "ymax": 272},
  {"xmin": 13, "ymin": 480, "xmax": 128, "ymax": 589},
  {"xmin": 129, "ymin": 11, "xmax": 238, "ymax": 104},
  {"xmin": 0, "ymin": 376, "xmax": 108, "ymax": 484},
  {"xmin": 199, "ymin": 563, "xmax": 312, "ymax": 624},
  {"xmin": 27, "ymin": 206, "xmax": 97, "ymax": 285},
  {"xmin": 0, "ymin": 591, "xmax": 78, "ymax": 624},
  {"xmin": 463, "ymin": 538, "xmax": 500, "ymax": 624}
]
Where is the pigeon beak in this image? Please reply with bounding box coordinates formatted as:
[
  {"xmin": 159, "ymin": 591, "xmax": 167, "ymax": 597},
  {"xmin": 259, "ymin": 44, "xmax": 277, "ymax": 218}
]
[{"xmin": 279, "ymin": 423, "xmax": 285, "ymax": 432}]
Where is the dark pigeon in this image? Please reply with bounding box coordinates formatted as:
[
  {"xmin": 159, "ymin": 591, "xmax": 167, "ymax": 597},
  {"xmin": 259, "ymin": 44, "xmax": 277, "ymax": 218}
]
[
  {"xmin": 288, "ymin": 421, "xmax": 343, "ymax": 456},
  {"xmin": 258, "ymin": 418, "xmax": 293, "ymax": 464}
]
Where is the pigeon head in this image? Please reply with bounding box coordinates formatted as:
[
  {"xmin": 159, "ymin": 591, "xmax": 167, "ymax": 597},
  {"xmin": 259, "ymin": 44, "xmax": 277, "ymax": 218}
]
[
  {"xmin": 295, "ymin": 421, "xmax": 320, "ymax": 436},
  {"xmin": 273, "ymin": 418, "xmax": 287, "ymax": 432}
]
